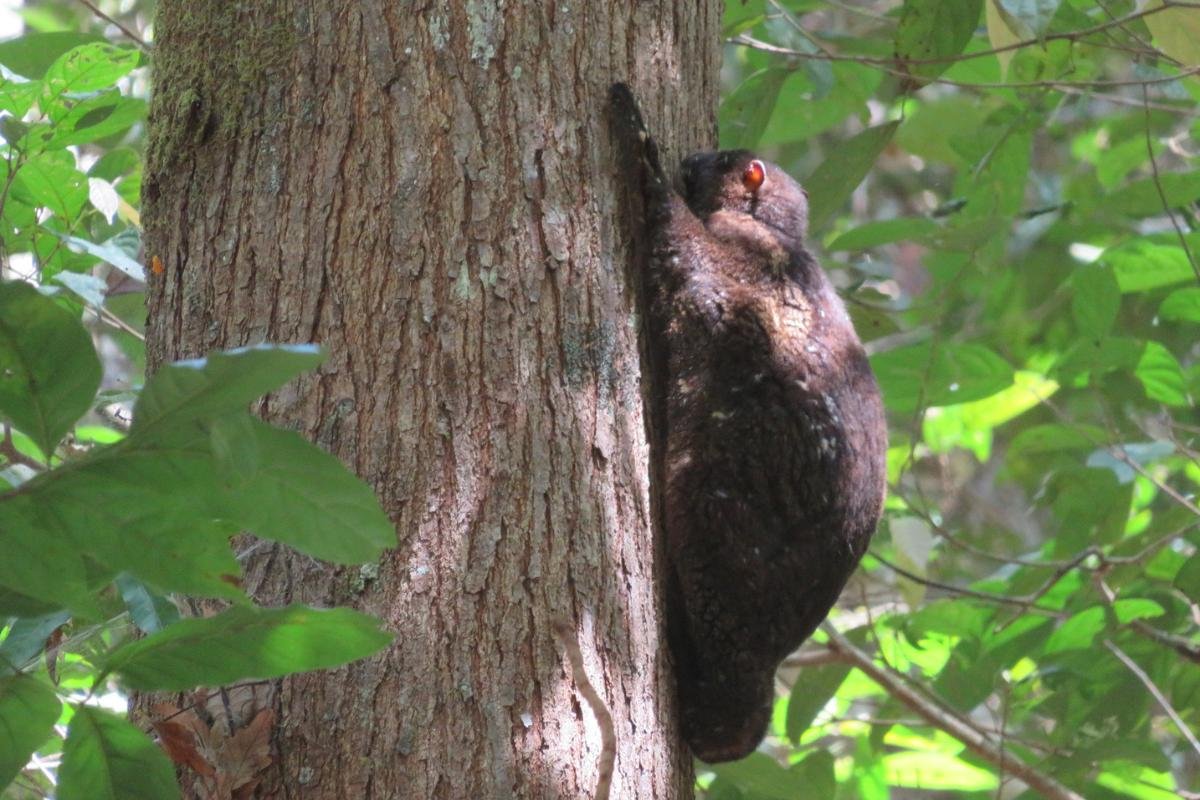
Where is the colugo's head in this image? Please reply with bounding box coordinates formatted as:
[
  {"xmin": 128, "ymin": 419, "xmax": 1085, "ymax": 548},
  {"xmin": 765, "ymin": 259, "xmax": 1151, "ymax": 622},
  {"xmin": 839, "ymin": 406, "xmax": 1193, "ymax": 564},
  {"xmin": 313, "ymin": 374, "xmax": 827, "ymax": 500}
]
[{"xmin": 681, "ymin": 150, "xmax": 809, "ymax": 242}]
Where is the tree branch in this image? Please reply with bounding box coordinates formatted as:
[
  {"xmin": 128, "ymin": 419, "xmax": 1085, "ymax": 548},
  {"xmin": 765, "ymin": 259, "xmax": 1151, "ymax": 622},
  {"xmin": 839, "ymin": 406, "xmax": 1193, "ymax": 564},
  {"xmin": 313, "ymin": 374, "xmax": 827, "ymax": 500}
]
[{"xmin": 822, "ymin": 624, "xmax": 1088, "ymax": 800}]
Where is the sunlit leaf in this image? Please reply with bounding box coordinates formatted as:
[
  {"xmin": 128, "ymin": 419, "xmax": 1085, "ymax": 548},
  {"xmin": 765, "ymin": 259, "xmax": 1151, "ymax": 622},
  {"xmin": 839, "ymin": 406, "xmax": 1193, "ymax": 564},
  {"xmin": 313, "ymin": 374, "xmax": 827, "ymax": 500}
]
[{"xmin": 101, "ymin": 605, "xmax": 393, "ymax": 691}]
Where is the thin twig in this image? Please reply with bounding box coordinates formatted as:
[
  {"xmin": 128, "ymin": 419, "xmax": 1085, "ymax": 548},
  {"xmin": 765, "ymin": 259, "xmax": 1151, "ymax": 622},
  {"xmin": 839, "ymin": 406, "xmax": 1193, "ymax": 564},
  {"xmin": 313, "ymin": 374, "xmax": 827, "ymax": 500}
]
[
  {"xmin": 1142, "ymin": 84, "xmax": 1200, "ymax": 283},
  {"xmin": 1, "ymin": 424, "xmax": 45, "ymax": 471},
  {"xmin": 869, "ymin": 551, "xmax": 1063, "ymax": 616},
  {"xmin": 74, "ymin": 0, "xmax": 149, "ymax": 50},
  {"xmin": 733, "ymin": 35, "xmax": 1200, "ymax": 91},
  {"xmin": 823, "ymin": 624, "xmax": 1088, "ymax": 800},
  {"xmin": 1104, "ymin": 639, "xmax": 1200, "ymax": 758}
]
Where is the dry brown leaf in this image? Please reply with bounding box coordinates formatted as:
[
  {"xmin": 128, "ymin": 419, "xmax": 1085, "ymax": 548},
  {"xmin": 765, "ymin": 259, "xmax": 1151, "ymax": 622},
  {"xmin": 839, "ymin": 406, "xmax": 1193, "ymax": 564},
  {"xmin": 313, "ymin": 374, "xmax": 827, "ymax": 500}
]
[{"xmin": 213, "ymin": 708, "xmax": 274, "ymax": 796}]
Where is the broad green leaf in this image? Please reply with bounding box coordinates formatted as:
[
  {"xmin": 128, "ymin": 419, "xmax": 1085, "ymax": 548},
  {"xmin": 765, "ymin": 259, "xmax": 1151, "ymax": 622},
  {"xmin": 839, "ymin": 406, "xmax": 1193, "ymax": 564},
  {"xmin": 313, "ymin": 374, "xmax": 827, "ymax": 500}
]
[
  {"xmin": 0, "ymin": 676, "xmax": 61, "ymax": 790},
  {"xmin": 0, "ymin": 281, "xmax": 102, "ymax": 457},
  {"xmin": 883, "ymin": 750, "xmax": 998, "ymax": 791},
  {"xmin": 894, "ymin": 0, "xmax": 984, "ymax": 82},
  {"xmin": 1044, "ymin": 606, "xmax": 1105, "ymax": 653},
  {"xmin": 723, "ymin": 0, "xmax": 766, "ymax": 37},
  {"xmin": 43, "ymin": 43, "xmax": 141, "ymax": 98},
  {"xmin": 1160, "ymin": 287, "xmax": 1200, "ymax": 323},
  {"xmin": 131, "ymin": 345, "xmax": 324, "ymax": 437},
  {"xmin": 1071, "ymin": 264, "xmax": 1120, "ymax": 340},
  {"xmin": 786, "ymin": 663, "xmax": 851, "ymax": 740},
  {"xmin": 0, "ymin": 495, "xmax": 102, "ymax": 617},
  {"xmin": 57, "ymin": 705, "xmax": 179, "ymax": 800},
  {"xmin": 1175, "ymin": 553, "xmax": 1200, "ymax": 603},
  {"xmin": 1111, "ymin": 599, "xmax": 1164, "ymax": 625},
  {"xmin": 12, "ymin": 150, "xmax": 88, "ymax": 220},
  {"xmin": 48, "ymin": 93, "xmax": 146, "ymax": 149},
  {"xmin": 228, "ymin": 419, "xmax": 396, "ymax": 563},
  {"xmin": 719, "ymin": 68, "xmax": 792, "ymax": 150},
  {"xmin": 827, "ymin": 217, "xmax": 938, "ymax": 251},
  {"xmin": 0, "ymin": 610, "xmax": 69, "ymax": 675},
  {"xmin": 805, "ymin": 121, "xmax": 900, "ymax": 233},
  {"xmin": 1143, "ymin": 0, "xmax": 1200, "ymax": 67},
  {"xmin": 1134, "ymin": 341, "xmax": 1188, "ymax": 406},
  {"xmin": 101, "ymin": 605, "xmax": 393, "ymax": 691},
  {"xmin": 790, "ymin": 751, "xmax": 835, "ymax": 798},
  {"xmin": 115, "ymin": 574, "xmax": 181, "ymax": 635},
  {"xmin": 0, "ymin": 32, "xmax": 104, "ymax": 79},
  {"xmin": 1107, "ymin": 173, "xmax": 1200, "ymax": 217},
  {"xmin": 709, "ymin": 752, "xmax": 806, "ymax": 797},
  {"xmin": 1102, "ymin": 235, "xmax": 1200, "ymax": 293},
  {"xmin": 871, "ymin": 342, "xmax": 1015, "ymax": 413}
]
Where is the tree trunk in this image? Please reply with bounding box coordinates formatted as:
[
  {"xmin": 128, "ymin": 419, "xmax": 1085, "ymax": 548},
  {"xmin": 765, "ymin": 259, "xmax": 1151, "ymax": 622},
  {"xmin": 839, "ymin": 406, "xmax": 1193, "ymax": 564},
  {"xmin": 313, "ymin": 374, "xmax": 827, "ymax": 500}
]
[{"xmin": 141, "ymin": 1, "xmax": 721, "ymax": 797}]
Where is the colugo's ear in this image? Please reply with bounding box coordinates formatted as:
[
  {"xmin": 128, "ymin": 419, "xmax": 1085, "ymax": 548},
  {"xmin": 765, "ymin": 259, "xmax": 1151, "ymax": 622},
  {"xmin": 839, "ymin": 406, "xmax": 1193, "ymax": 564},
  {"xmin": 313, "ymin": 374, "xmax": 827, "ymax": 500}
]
[{"xmin": 742, "ymin": 160, "xmax": 766, "ymax": 192}]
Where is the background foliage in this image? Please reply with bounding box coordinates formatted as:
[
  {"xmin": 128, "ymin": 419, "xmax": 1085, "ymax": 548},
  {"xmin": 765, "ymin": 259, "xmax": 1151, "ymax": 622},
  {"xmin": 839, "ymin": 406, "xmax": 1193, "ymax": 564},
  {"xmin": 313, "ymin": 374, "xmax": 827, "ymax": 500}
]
[
  {"xmin": 0, "ymin": 4, "xmax": 393, "ymax": 798},
  {"xmin": 0, "ymin": 1, "xmax": 1197, "ymax": 798},
  {"xmin": 710, "ymin": 2, "xmax": 1200, "ymax": 799}
]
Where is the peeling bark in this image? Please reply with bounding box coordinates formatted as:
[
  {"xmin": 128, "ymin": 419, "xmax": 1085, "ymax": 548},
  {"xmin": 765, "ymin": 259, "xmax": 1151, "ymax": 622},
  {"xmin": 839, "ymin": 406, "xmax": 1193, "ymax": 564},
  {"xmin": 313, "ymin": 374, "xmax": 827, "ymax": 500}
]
[{"xmin": 142, "ymin": 1, "xmax": 721, "ymax": 797}]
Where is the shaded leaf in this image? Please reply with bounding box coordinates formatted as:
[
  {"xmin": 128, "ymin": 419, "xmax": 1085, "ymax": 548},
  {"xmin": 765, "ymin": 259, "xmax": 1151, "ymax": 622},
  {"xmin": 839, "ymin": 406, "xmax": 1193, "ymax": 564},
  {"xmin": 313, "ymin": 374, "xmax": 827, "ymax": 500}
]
[
  {"xmin": 719, "ymin": 68, "xmax": 792, "ymax": 150},
  {"xmin": 0, "ymin": 610, "xmax": 69, "ymax": 676},
  {"xmin": 58, "ymin": 705, "xmax": 179, "ymax": 800},
  {"xmin": 827, "ymin": 217, "xmax": 937, "ymax": 251},
  {"xmin": 1072, "ymin": 264, "xmax": 1120, "ymax": 340},
  {"xmin": 894, "ymin": 0, "xmax": 984, "ymax": 82},
  {"xmin": 115, "ymin": 574, "xmax": 181, "ymax": 635},
  {"xmin": 871, "ymin": 342, "xmax": 1015, "ymax": 413},
  {"xmin": 0, "ymin": 675, "xmax": 61, "ymax": 789},
  {"xmin": 0, "ymin": 32, "xmax": 104, "ymax": 79},
  {"xmin": 1159, "ymin": 287, "xmax": 1200, "ymax": 323},
  {"xmin": 805, "ymin": 122, "xmax": 899, "ymax": 234},
  {"xmin": 786, "ymin": 663, "xmax": 851, "ymax": 740},
  {"xmin": 0, "ymin": 280, "xmax": 101, "ymax": 458}
]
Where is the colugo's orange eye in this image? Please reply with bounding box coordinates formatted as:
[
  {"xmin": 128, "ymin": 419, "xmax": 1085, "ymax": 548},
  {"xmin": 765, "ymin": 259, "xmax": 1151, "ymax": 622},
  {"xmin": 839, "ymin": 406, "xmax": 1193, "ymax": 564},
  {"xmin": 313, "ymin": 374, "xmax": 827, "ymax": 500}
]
[{"xmin": 742, "ymin": 160, "xmax": 766, "ymax": 192}]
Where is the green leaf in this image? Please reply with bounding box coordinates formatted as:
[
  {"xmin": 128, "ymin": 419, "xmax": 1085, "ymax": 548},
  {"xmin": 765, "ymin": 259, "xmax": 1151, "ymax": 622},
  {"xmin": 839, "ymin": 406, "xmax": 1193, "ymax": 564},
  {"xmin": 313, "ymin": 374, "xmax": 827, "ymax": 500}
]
[
  {"xmin": 57, "ymin": 705, "xmax": 179, "ymax": 800},
  {"xmin": 0, "ymin": 280, "xmax": 102, "ymax": 457},
  {"xmin": 131, "ymin": 345, "xmax": 325, "ymax": 438},
  {"xmin": 894, "ymin": 0, "xmax": 984, "ymax": 82},
  {"xmin": 1134, "ymin": 341, "xmax": 1188, "ymax": 406},
  {"xmin": 1174, "ymin": 553, "xmax": 1200, "ymax": 604},
  {"xmin": 786, "ymin": 663, "xmax": 851, "ymax": 740},
  {"xmin": 883, "ymin": 749, "xmax": 998, "ymax": 791},
  {"xmin": 115, "ymin": 574, "xmax": 181, "ymax": 635},
  {"xmin": 48, "ymin": 93, "xmax": 146, "ymax": 148},
  {"xmin": 710, "ymin": 752, "xmax": 806, "ymax": 798},
  {"xmin": 1111, "ymin": 599, "xmax": 1164, "ymax": 624},
  {"xmin": 0, "ymin": 610, "xmax": 69, "ymax": 675},
  {"xmin": 101, "ymin": 605, "xmax": 393, "ymax": 691},
  {"xmin": 790, "ymin": 751, "xmax": 835, "ymax": 798},
  {"xmin": 1159, "ymin": 287, "xmax": 1200, "ymax": 323},
  {"xmin": 0, "ymin": 676, "xmax": 61, "ymax": 790},
  {"xmin": 1044, "ymin": 606, "xmax": 1105, "ymax": 653},
  {"xmin": 227, "ymin": 419, "xmax": 396, "ymax": 564},
  {"xmin": 43, "ymin": 43, "xmax": 141, "ymax": 98},
  {"xmin": 1102, "ymin": 235, "xmax": 1200, "ymax": 293},
  {"xmin": 1106, "ymin": 173, "xmax": 1200, "ymax": 217},
  {"xmin": 12, "ymin": 151, "xmax": 88, "ymax": 220},
  {"xmin": 827, "ymin": 217, "xmax": 938, "ymax": 251},
  {"xmin": 0, "ymin": 32, "xmax": 105, "ymax": 79},
  {"xmin": 719, "ymin": 68, "xmax": 793, "ymax": 150},
  {"xmin": 723, "ymin": 0, "xmax": 766, "ymax": 37},
  {"xmin": 805, "ymin": 121, "xmax": 900, "ymax": 233},
  {"xmin": 871, "ymin": 342, "xmax": 1015, "ymax": 413},
  {"xmin": 1143, "ymin": 0, "xmax": 1200, "ymax": 68},
  {"xmin": 0, "ymin": 495, "xmax": 100, "ymax": 616},
  {"xmin": 1071, "ymin": 264, "xmax": 1121, "ymax": 340}
]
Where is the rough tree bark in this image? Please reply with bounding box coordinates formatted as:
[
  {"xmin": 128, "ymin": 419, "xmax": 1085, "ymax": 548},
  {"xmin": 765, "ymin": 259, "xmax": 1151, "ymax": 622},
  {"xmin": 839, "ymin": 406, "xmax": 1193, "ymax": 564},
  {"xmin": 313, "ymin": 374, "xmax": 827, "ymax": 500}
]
[{"xmin": 140, "ymin": 2, "xmax": 722, "ymax": 797}]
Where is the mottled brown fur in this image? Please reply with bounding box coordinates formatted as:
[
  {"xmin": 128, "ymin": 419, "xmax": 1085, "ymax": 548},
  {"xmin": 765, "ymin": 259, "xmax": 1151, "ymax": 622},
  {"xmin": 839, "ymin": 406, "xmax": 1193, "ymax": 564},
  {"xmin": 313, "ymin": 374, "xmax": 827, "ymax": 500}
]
[{"xmin": 611, "ymin": 84, "xmax": 887, "ymax": 762}]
